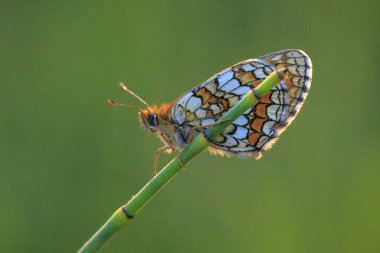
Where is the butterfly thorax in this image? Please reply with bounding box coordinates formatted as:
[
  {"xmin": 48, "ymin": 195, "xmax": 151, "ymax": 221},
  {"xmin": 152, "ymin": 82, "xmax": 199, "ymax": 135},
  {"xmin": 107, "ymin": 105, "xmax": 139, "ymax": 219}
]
[{"xmin": 138, "ymin": 103, "xmax": 198, "ymax": 151}]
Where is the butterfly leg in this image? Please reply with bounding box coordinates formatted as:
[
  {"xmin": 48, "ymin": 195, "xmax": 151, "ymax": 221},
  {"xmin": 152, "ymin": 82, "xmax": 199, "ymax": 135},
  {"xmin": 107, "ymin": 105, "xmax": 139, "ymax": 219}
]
[
  {"xmin": 186, "ymin": 128, "xmax": 196, "ymax": 144},
  {"xmin": 152, "ymin": 134, "xmax": 186, "ymax": 177},
  {"xmin": 152, "ymin": 146, "xmax": 171, "ymax": 178}
]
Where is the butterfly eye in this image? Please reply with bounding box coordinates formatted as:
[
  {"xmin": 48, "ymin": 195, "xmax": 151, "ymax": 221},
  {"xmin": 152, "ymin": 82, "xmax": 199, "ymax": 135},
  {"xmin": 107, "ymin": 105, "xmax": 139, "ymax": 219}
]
[{"xmin": 147, "ymin": 114, "xmax": 157, "ymax": 127}]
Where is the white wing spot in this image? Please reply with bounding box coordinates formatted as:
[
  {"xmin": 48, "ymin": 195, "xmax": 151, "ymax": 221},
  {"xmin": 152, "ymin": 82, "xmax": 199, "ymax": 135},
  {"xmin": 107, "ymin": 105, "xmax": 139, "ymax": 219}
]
[
  {"xmin": 241, "ymin": 63, "xmax": 254, "ymax": 72},
  {"xmin": 253, "ymin": 69, "xmax": 267, "ymax": 79},
  {"xmin": 221, "ymin": 79, "xmax": 240, "ymax": 92},
  {"xmin": 233, "ymin": 115, "xmax": 248, "ymax": 126},
  {"xmin": 217, "ymin": 70, "xmax": 234, "ymax": 88},
  {"xmin": 262, "ymin": 121, "xmax": 275, "ymax": 135},
  {"xmin": 187, "ymin": 96, "xmax": 202, "ymax": 112},
  {"xmin": 231, "ymin": 86, "xmax": 250, "ymax": 95},
  {"xmin": 266, "ymin": 104, "xmax": 281, "ymax": 120},
  {"xmin": 232, "ymin": 127, "xmax": 248, "ymax": 139}
]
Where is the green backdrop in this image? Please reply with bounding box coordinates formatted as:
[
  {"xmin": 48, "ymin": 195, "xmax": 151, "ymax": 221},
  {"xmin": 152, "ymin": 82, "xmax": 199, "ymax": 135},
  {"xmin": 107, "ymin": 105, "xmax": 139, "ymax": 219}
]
[{"xmin": 1, "ymin": 0, "xmax": 379, "ymax": 252}]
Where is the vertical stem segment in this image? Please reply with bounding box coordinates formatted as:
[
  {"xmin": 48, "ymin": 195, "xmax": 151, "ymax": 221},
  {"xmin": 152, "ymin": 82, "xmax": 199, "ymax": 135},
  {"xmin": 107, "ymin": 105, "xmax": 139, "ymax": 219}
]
[{"xmin": 78, "ymin": 69, "xmax": 285, "ymax": 253}]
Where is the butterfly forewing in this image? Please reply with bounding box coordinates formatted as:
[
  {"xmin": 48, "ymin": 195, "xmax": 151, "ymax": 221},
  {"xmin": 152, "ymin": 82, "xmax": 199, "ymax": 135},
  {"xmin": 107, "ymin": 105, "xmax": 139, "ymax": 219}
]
[{"xmin": 171, "ymin": 49, "xmax": 312, "ymax": 158}]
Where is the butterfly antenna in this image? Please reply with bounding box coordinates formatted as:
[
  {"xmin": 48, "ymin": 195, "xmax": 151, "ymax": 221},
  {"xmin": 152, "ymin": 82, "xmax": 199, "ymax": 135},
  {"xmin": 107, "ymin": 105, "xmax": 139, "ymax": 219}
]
[
  {"xmin": 119, "ymin": 82, "xmax": 150, "ymax": 108},
  {"xmin": 107, "ymin": 99, "xmax": 144, "ymax": 110}
]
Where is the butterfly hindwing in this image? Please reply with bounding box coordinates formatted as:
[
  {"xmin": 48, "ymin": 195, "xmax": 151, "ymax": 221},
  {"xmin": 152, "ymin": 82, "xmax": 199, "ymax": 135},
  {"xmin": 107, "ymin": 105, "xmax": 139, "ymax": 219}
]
[{"xmin": 171, "ymin": 49, "xmax": 312, "ymax": 158}]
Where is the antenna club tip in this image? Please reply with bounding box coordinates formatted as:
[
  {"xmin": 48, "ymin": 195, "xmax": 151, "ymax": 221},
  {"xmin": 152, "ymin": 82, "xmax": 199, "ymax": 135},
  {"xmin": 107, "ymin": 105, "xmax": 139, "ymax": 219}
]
[
  {"xmin": 119, "ymin": 82, "xmax": 127, "ymax": 90},
  {"xmin": 107, "ymin": 99, "xmax": 116, "ymax": 106}
]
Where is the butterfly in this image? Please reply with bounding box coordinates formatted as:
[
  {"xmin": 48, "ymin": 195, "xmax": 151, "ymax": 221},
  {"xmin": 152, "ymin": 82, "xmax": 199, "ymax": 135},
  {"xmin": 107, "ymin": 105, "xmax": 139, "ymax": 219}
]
[{"xmin": 109, "ymin": 49, "xmax": 312, "ymax": 176}]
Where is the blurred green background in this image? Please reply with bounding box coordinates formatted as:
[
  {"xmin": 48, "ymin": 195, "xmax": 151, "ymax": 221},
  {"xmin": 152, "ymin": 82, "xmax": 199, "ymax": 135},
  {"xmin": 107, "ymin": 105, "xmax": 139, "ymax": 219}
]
[{"xmin": 1, "ymin": 0, "xmax": 379, "ymax": 252}]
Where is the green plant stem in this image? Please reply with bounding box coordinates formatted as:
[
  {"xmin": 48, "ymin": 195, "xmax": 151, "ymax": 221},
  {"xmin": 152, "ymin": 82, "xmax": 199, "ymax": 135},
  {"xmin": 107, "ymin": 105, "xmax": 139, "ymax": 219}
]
[{"xmin": 78, "ymin": 68, "xmax": 285, "ymax": 253}]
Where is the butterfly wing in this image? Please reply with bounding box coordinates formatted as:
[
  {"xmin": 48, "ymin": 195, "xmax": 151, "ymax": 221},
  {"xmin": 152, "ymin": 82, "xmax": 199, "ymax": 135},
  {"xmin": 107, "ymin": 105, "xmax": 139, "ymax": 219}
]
[{"xmin": 171, "ymin": 49, "xmax": 312, "ymax": 158}]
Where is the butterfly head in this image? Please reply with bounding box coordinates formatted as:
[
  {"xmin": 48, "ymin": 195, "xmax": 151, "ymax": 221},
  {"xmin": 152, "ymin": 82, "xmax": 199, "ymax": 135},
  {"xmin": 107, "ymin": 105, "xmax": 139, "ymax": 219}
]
[{"xmin": 138, "ymin": 107, "xmax": 159, "ymax": 133}]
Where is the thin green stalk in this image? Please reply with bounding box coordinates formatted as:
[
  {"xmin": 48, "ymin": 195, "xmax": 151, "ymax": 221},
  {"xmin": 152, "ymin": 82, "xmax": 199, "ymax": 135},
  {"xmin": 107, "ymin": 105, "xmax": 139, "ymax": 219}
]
[{"xmin": 78, "ymin": 68, "xmax": 286, "ymax": 253}]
